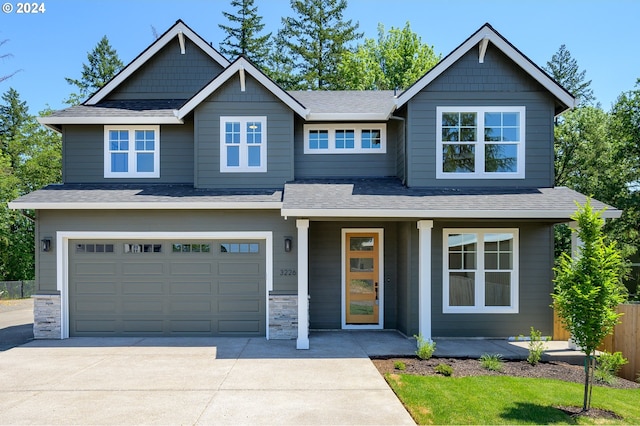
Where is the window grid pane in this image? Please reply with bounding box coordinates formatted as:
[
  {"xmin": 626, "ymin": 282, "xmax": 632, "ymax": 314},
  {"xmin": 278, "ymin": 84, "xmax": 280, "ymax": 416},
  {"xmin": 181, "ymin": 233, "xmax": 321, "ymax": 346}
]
[
  {"xmin": 225, "ymin": 122, "xmax": 240, "ymax": 144},
  {"xmin": 361, "ymin": 129, "xmax": 381, "ymax": 149},
  {"xmin": 309, "ymin": 130, "xmax": 329, "ymax": 150},
  {"xmin": 246, "ymin": 122, "xmax": 262, "ymax": 144},
  {"xmin": 335, "ymin": 130, "xmax": 355, "ymax": 149}
]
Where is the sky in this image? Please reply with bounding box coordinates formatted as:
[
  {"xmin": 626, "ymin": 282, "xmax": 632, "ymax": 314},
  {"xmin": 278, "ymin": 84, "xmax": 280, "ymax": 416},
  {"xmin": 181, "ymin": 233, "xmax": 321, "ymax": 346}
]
[{"xmin": 0, "ymin": 0, "xmax": 638, "ymax": 114}]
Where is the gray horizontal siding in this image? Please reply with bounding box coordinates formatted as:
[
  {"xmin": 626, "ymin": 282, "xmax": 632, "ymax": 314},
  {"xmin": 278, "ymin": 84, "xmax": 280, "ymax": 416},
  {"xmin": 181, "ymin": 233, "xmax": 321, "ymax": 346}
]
[
  {"xmin": 294, "ymin": 119, "xmax": 400, "ymax": 179},
  {"xmin": 36, "ymin": 210, "xmax": 297, "ymax": 295},
  {"xmin": 62, "ymin": 121, "xmax": 195, "ymax": 184},
  {"xmin": 195, "ymin": 76, "xmax": 294, "ymax": 189},
  {"xmin": 406, "ymin": 45, "xmax": 556, "ymax": 188},
  {"xmin": 108, "ymin": 39, "xmax": 225, "ymax": 100}
]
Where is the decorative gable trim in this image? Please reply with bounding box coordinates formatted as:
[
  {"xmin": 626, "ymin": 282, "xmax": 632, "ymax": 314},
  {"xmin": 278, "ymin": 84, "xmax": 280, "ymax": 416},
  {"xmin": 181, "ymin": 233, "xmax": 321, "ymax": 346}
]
[
  {"xmin": 395, "ymin": 23, "xmax": 576, "ymax": 112},
  {"xmin": 177, "ymin": 57, "xmax": 310, "ymax": 120},
  {"xmin": 85, "ymin": 20, "xmax": 230, "ymax": 105}
]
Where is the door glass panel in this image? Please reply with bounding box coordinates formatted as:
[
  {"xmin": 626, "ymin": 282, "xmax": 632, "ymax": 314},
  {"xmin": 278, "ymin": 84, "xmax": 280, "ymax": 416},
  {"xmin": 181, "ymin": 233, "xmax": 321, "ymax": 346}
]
[
  {"xmin": 350, "ymin": 301, "xmax": 374, "ymax": 316},
  {"xmin": 350, "ymin": 237, "xmax": 374, "ymax": 251},
  {"xmin": 350, "ymin": 279, "xmax": 374, "ymax": 294},
  {"xmin": 350, "ymin": 258, "xmax": 374, "ymax": 272}
]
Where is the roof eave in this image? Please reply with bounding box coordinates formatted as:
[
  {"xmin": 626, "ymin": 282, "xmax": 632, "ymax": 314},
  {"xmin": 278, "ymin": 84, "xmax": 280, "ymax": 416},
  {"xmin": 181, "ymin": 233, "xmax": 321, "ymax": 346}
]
[
  {"xmin": 8, "ymin": 201, "xmax": 283, "ymax": 210},
  {"xmin": 305, "ymin": 112, "xmax": 392, "ymax": 121},
  {"xmin": 37, "ymin": 116, "xmax": 184, "ymax": 126}
]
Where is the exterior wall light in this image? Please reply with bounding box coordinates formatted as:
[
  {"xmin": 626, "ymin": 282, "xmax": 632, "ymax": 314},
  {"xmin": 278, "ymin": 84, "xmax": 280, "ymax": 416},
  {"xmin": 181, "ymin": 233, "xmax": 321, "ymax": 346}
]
[
  {"xmin": 41, "ymin": 238, "xmax": 52, "ymax": 252},
  {"xmin": 284, "ymin": 237, "xmax": 293, "ymax": 253}
]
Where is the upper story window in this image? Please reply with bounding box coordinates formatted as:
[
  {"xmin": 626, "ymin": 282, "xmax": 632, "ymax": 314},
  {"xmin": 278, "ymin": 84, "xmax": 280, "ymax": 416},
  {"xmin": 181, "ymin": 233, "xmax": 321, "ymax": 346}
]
[
  {"xmin": 304, "ymin": 124, "xmax": 387, "ymax": 154},
  {"xmin": 104, "ymin": 126, "xmax": 160, "ymax": 178},
  {"xmin": 436, "ymin": 107, "xmax": 525, "ymax": 179},
  {"xmin": 220, "ymin": 116, "xmax": 267, "ymax": 172},
  {"xmin": 443, "ymin": 229, "xmax": 519, "ymax": 314}
]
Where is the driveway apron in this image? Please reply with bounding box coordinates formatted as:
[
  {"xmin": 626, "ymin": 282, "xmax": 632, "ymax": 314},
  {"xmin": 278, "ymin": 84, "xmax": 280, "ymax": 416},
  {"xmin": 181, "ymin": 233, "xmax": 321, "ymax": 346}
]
[{"xmin": 0, "ymin": 333, "xmax": 415, "ymax": 425}]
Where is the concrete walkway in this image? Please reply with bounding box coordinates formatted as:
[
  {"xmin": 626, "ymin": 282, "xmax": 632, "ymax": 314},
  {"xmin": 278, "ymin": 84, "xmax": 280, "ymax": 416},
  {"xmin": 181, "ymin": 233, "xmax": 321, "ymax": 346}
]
[
  {"xmin": 0, "ymin": 298, "xmax": 33, "ymax": 351},
  {"xmin": 0, "ymin": 333, "xmax": 415, "ymax": 425}
]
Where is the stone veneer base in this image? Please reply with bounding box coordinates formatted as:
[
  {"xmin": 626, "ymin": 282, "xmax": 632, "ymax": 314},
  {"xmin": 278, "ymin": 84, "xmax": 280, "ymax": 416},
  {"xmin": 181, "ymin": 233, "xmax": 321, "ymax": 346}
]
[
  {"xmin": 269, "ymin": 295, "xmax": 298, "ymax": 339},
  {"xmin": 33, "ymin": 294, "xmax": 61, "ymax": 339}
]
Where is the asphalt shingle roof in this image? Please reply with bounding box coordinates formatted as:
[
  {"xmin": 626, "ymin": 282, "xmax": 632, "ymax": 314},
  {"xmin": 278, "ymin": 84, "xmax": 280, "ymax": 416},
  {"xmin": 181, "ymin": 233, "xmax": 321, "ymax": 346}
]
[
  {"xmin": 288, "ymin": 90, "xmax": 396, "ymax": 117},
  {"xmin": 45, "ymin": 100, "xmax": 186, "ymax": 119}
]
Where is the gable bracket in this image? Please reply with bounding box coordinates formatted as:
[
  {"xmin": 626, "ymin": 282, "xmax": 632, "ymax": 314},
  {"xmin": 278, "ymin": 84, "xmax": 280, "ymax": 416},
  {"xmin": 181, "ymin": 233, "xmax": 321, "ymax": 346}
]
[
  {"xmin": 239, "ymin": 65, "xmax": 246, "ymax": 92},
  {"xmin": 178, "ymin": 30, "xmax": 185, "ymax": 54},
  {"xmin": 479, "ymin": 36, "xmax": 489, "ymax": 63}
]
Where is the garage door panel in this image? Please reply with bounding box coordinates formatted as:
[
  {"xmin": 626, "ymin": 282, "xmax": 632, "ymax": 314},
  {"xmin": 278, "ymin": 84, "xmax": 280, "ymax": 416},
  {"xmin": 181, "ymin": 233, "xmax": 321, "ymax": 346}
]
[
  {"xmin": 218, "ymin": 262, "xmax": 260, "ymax": 275},
  {"xmin": 122, "ymin": 282, "xmax": 164, "ymax": 294},
  {"xmin": 170, "ymin": 282, "xmax": 212, "ymax": 295},
  {"xmin": 69, "ymin": 239, "xmax": 266, "ymax": 337},
  {"xmin": 122, "ymin": 262, "xmax": 164, "ymax": 275}
]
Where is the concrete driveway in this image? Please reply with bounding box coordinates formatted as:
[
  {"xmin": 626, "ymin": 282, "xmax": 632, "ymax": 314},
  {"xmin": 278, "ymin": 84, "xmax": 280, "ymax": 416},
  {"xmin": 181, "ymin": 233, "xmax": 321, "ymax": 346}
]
[{"xmin": 0, "ymin": 333, "xmax": 415, "ymax": 425}]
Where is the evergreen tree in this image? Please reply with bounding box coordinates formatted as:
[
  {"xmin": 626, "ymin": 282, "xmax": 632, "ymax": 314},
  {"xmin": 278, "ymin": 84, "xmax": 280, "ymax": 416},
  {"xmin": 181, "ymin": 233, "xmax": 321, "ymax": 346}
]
[
  {"xmin": 64, "ymin": 36, "xmax": 124, "ymax": 105},
  {"xmin": 544, "ymin": 44, "xmax": 594, "ymax": 105},
  {"xmin": 219, "ymin": 0, "xmax": 271, "ymax": 66},
  {"xmin": 0, "ymin": 87, "xmax": 29, "ymax": 168},
  {"xmin": 276, "ymin": 0, "xmax": 363, "ymax": 90},
  {"xmin": 0, "ymin": 38, "xmax": 21, "ymax": 84}
]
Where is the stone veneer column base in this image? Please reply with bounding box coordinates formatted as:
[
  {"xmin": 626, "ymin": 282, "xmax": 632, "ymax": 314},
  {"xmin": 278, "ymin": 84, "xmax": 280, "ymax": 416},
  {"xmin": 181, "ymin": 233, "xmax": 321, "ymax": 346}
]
[
  {"xmin": 269, "ymin": 295, "xmax": 298, "ymax": 339},
  {"xmin": 33, "ymin": 294, "xmax": 61, "ymax": 339}
]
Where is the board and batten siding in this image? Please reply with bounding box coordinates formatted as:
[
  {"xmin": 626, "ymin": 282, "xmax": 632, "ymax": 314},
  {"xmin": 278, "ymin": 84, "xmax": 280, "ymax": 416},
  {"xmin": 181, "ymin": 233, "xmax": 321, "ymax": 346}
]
[
  {"xmin": 35, "ymin": 210, "xmax": 297, "ymax": 295},
  {"xmin": 106, "ymin": 38, "xmax": 225, "ymax": 101},
  {"xmin": 405, "ymin": 45, "xmax": 556, "ymax": 188},
  {"xmin": 194, "ymin": 76, "xmax": 295, "ymax": 189},
  {"xmin": 293, "ymin": 118, "xmax": 399, "ymax": 179},
  {"xmin": 430, "ymin": 221, "xmax": 555, "ymax": 338},
  {"xmin": 62, "ymin": 121, "xmax": 195, "ymax": 184}
]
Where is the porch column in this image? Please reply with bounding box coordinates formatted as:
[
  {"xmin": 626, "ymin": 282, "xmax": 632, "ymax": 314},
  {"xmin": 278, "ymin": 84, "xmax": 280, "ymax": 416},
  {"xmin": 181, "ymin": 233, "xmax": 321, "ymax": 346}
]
[
  {"xmin": 417, "ymin": 220, "xmax": 434, "ymax": 342},
  {"xmin": 570, "ymin": 221, "xmax": 582, "ymax": 258},
  {"xmin": 296, "ymin": 219, "xmax": 310, "ymax": 349}
]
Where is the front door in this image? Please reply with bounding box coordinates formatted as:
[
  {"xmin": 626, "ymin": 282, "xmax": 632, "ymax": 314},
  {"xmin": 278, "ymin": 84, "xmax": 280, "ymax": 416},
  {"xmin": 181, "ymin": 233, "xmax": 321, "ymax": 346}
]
[{"xmin": 344, "ymin": 231, "xmax": 382, "ymax": 326}]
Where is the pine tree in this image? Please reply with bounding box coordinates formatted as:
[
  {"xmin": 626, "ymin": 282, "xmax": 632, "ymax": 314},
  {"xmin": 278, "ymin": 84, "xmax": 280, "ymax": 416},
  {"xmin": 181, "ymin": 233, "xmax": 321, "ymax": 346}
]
[
  {"xmin": 544, "ymin": 44, "xmax": 594, "ymax": 105},
  {"xmin": 0, "ymin": 87, "xmax": 29, "ymax": 168},
  {"xmin": 64, "ymin": 36, "xmax": 124, "ymax": 105},
  {"xmin": 219, "ymin": 0, "xmax": 271, "ymax": 66},
  {"xmin": 276, "ymin": 0, "xmax": 362, "ymax": 90}
]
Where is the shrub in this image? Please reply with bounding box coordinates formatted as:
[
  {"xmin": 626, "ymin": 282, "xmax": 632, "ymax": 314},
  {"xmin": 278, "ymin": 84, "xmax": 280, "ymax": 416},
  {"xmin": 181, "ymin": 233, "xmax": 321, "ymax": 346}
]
[
  {"xmin": 435, "ymin": 363, "xmax": 453, "ymax": 376},
  {"xmin": 480, "ymin": 353, "xmax": 503, "ymax": 372},
  {"xmin": 595, "ymin": 351, "xmax": 628, "ymax": 384},
  {"xmin": 527, "ymin": 327, "xmax": 549, "ymax": 366},
  {"xmin": 414, "ymin": 334, "xmax": 436, "ymax": 360},
  {"xmin": 394, "ymin": 361, "xmax": 406, "ymax": 371}
]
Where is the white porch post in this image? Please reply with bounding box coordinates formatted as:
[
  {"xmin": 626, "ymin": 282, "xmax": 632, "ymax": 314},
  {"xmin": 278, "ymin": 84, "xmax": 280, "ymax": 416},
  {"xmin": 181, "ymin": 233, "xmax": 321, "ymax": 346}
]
[
  {"xmin": 296, "ymin": 219, "xmax": 310, "ymax": 349},
  {"xmin": 417, "ymin": 220, "xmax": 434, "ymax": 342},
  {"xmin": 569, "ymin": 221, "xmax": 582, "ymax": 258}
]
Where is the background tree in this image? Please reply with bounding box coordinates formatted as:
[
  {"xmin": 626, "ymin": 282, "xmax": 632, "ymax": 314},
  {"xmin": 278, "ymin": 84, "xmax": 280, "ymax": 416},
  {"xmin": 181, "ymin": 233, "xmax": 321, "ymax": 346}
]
[
  {"xmin": 219, "ymin": 0, "xmax": 271, "ymax": 66},
  {"xmin": 544, "ymin": 44, "xmax": 594, "ymax": 106},
  {"xmin": 338, "ymin": 22, "xmax": 440, "ymax": 90},
  {"xmin": 0, "ymin": 38, "xmax": 21, "ymax": 84},
  {"xmin": 552, "ymin": 200, "xmax": 627, "ymax": 412},
  {"xmin": 64, "ymin": 36, "xmax": 124, "ymax": 105},
  {"xmin": 276, "ymin": 0, "xmax": 362, "ymax": 90}
]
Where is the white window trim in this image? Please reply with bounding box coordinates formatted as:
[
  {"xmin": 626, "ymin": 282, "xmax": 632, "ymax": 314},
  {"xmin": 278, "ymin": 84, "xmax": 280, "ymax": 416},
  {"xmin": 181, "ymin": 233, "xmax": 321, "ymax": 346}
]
[
  {"xmin": 303, "ymin": 123, "xmax": 387, "ymax": 154},
  {"xmin": 442, "ymin": 228, "xmax": 519, "ymax": 314},
  {"xmin": 220, "ymin": 116, "xmax": 267, "ymax": 173},
  {"xmin": 104, "ymin": 125, "xmax": 160, "ymax": 178},
  {"xmin": 436, "ymin": 106, "xmax": 525, "ymax": 179}
]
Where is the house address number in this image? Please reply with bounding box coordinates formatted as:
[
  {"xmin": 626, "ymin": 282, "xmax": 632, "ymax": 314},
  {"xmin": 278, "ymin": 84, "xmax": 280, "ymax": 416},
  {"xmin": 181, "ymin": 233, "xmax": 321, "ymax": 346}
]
[{"xmin": 280, "ymin": 269, "xmax": 297, "ymax": 276}]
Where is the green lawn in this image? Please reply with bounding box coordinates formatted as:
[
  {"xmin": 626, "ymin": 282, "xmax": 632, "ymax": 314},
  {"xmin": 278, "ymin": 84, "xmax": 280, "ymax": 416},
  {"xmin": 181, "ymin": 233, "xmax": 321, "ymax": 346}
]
[{"xmin": 386, "ymin": 373, "xmax": 640, "ymax": 425}]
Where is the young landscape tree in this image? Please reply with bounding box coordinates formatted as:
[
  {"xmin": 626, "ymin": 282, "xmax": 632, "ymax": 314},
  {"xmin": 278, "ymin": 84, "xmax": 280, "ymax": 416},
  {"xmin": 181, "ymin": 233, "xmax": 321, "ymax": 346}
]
[
  {"xmin": 219, "ymin": 0, "xmax": 271, "ymax": 66},
  {"xmin": 338, "ymin": 22, "xmax": 440, "ymax": 91},
  {"xmin": 64, "ymin": 36, "xmax": 124, "ymax": 105},
  {"xmin": 552, "ymin": 200, "xmax": 627, "ymax": 412},
  {"xmin": 276, "ymin": 0, "xmax": 362, "ymax": 90}
]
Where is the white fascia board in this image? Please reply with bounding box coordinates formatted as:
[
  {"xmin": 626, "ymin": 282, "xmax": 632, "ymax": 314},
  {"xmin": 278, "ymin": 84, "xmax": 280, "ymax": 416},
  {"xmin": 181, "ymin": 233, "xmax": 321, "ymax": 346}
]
[
  {"xmin": 178, "ymin": 58, "xmax": 310, "ymax": 120},
  {"xmin": 37, "ymin": 116, "xmax": 184, "ymax": 125},
  {"xmin": 305, "ymin": 112, "xmax": 392, "ymax": 121},
  {"xmin": 85, "ymin": 22, "xmax": 230, "ymax": 105},
  {"xmin": 395, "ymin": 26, "xmax": 576, "ymax": 110},
  {"xmin": 8, "ymin": 201, "xmax": 283, "ymax": 210},
  {"xmin": 281, "ymin": 208, "xmax": 622, "ymax": 220}
]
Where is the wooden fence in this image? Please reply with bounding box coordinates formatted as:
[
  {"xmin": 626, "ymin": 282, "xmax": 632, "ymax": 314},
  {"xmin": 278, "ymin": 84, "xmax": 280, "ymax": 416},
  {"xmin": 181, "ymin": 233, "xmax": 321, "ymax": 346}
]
[{"xmin": 554, "ymin": 304, "xmax": 640, "ymax": 381}]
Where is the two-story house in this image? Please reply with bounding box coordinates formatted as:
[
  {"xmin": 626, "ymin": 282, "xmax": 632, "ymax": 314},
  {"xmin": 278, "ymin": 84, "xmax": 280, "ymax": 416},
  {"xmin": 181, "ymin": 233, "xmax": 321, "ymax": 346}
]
[{"xmin": 10, "ymin": 20, "xmax": 619, "ymax": 349}]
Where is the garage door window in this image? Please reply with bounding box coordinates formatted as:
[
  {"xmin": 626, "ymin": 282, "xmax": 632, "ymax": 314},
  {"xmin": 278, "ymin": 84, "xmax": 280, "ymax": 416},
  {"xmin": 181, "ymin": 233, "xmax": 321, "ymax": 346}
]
[
  {"xmin": 220, "ymin": 243, "xmax": 259, "ymax": 253},
  {"xmin": 75, "ymin": 244, "xmax": 114, "ymax": 253},
  {"xmin": 172, "ymin": 243, "xmax": 211, "ymax": 253},
  {"xmin": 124, "ymin": 243, "xmax": 162, "ymax": 253}
]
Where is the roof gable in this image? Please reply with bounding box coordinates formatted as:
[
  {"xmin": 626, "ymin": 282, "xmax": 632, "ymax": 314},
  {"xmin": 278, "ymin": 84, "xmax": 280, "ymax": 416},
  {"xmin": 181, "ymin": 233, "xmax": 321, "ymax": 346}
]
[
  {"xmin": 395, "ymin": 23, "xmax": 576, "ymax": 114},
  {"xmin": 85, "ymin": 20, "xmax": 230, "ymax": 105},
  {"xmin": 178, "ymin": 56, "xmax": 309, "ymax": 119}
]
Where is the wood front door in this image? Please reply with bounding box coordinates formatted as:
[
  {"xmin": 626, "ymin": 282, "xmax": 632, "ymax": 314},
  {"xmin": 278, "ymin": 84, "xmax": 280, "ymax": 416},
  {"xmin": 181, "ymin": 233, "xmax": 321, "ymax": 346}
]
[{"xmin": 345, "ymin": 232, "xmax": 380, "ymax": 325}]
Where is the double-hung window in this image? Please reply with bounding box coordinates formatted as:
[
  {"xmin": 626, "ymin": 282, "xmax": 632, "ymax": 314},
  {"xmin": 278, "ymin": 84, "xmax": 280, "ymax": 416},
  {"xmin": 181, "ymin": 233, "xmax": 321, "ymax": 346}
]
[
  {"xmin": 443, "ymin": 229, "xmax": 519, "ymax": 313},
  {"xmin": 104, "ymin": 126, "xmax": 160, "ymax": 178},
  {"xmin": 436, "ymin": 107, "xmax": 525, "ymax": 179},
  {"xmin": 304, "ymin": 124, "xmax": 386, "ymax": 154},
  {"xmin": 220, "ymin": 116, "xmax": 267, "ymax": 172}
]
